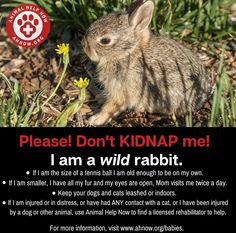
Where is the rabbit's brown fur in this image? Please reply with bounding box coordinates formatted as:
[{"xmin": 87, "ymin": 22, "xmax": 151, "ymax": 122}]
[{"xmin": 82, "ymin": 0, "xmax": 211, "ymax": 126}]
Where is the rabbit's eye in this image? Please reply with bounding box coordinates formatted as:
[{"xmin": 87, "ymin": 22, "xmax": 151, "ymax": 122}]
[{"xmin": 100, "ymin": 38, "xmax": 111, "ymax": 45}]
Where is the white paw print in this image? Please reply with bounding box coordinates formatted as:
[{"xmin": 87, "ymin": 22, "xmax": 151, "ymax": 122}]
[{"xmin": 17, "ymin": 14, "xmax": 39, "ymax": 38}]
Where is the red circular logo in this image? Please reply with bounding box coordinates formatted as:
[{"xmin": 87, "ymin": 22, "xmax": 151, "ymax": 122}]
[{"xmin": 6, "ymin": 4, "xmax": 50, "ymax": 48}]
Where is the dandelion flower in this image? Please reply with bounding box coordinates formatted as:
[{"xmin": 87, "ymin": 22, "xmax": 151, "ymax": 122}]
[
  {"xmin": 42, "ymin": 43, "xmax": 70, "ymax": 107},
  {"xmin": 74, "ymin": 78, "xmax": 90, "ymax": 89},
  {"xmin": 55, "ymin": 43, "xmax": 70, "ymax": 56}
]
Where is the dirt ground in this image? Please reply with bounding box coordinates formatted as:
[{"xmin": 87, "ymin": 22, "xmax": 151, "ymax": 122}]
[{"xmin": 0, "ymin": 26, "xmax": 236, "ymax": 127}]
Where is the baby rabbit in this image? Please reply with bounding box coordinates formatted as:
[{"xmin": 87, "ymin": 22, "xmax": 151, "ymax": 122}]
[{"xmin": 82, "ymin": 0, "xmax": 211, "ymax": 126}]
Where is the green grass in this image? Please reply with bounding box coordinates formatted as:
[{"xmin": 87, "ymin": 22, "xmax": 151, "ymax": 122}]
[
  {"xmin": 183, "ymin": 48, "xmax": 236, "ymax": 128},
  {"xmin": 0, "ymin": 73, "xmax": 42, "ymax": 127},
  {"xmin": 209, "ymin": 49, "xmax": 236, "ymax": 127}
]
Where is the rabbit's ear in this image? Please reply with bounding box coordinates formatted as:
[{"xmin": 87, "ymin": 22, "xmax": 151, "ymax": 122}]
[{"xmin": 128, "ymin": 0, "xmax": 154, "ymax": 31}]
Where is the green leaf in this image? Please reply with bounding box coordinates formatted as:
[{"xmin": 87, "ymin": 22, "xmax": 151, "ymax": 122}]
[
  {"xmin": 22, "ymin": 91, "xmax": 43, "ymax": 127},
  {"xmin": 56, "ymin": 99, "xmax": 84, "ymax": 127}
]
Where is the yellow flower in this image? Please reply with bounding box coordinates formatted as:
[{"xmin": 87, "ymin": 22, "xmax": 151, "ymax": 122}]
[
  {"xmin": 55, "ymin": 43, "xmax": 70, "ymax": 56},
  {"xmin": 74, "ymin": 78, "xmax": 90, "ymax": 89}
]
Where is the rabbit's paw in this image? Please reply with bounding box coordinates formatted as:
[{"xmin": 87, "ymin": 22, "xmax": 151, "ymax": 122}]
[{"xmin": 88, "ymin": 113, "xmax": 110, "ymax": 126}]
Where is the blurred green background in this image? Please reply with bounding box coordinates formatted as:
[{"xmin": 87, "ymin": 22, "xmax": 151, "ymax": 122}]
[{"xmin": 1, "ymin": 0, "xmax": 235, "ymax": 45}]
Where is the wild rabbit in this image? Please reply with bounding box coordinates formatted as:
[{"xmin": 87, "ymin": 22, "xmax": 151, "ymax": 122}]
[{"xmin": 82, "ymin": 0, "xmax": 211, "ymax": 126}]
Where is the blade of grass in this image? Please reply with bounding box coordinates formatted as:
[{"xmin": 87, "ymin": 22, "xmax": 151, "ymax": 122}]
[
  {"xmin": 185, "ymin": 111, "xmax": 193, "ymax": 127},
  {"xmin": 210, "ymin": 48, "xmax": 225, "ymax": 127},
  {"xmin": 220, "ymin": 97, "xmax": 226, "ymax": 127},
  {"xmin": 22, "ymin": 91, "xmax": 43, "ymax": 127},
  {"xmin": 0, "ymin": 99, "xmax": 4, "ymax": 127},
  {"xmin": 0, "ymin": 72, "xmax": 14, "ymax": 94},
  {"xmin": 37, "ymin": 0, "xmax": 54, "ymax": 14},
  {"xmin": 16, "ymin": 95, "xmax": 29, "ymax": 127}
]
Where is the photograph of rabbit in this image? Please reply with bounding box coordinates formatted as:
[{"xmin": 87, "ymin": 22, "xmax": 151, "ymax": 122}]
[{"xmin": 0, "ymin": 0, "xmax": 236, "ymax": 127}]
